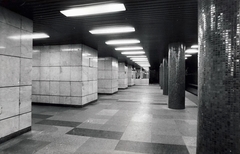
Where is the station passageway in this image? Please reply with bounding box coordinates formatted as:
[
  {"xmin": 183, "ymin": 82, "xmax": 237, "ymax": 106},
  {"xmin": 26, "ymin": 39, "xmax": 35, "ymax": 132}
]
[{"xmin": 0, "ymin": 85, "xmax": 197, "ymax": 154}]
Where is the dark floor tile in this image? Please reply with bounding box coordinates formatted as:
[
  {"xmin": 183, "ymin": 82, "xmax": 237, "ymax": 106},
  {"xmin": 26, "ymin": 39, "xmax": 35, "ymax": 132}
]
[
  {"xmin": 117, "ymin": 99, "xmax": 141, "ymax": 102},
  {"xmin": 185, "ymin": 106, "xmax": 198, "ymax": 108},
  {"xmin": 67, "ymin": 128, "xmax": 123, "ymax": 140},
  {"xmin": 153, "ymin": 115, "xmax": 174, "ymax": 119},
  {"xmin": 2, "ymin": 139, "xmax": 50, "ymax": 154},
  {"xmin": 36, "ymin": 119, "xmax": 81, "ymax": 127},
  {"xmin": 32, "ymin": 114, "xmax": 53, "ymax": 119},
  {"xmin": 150, "ymin": 103, "xmax": 168, "ymax": 105},
  {"xmin": 115, "ymin": 140, "xmax": 189, "ymax": 154}
]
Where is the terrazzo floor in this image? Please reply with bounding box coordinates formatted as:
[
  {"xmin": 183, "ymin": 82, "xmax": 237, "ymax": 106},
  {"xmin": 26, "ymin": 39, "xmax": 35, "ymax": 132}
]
[{"xmin": 0, "ymin": 85, "xmax": 197, "ymax": 154}]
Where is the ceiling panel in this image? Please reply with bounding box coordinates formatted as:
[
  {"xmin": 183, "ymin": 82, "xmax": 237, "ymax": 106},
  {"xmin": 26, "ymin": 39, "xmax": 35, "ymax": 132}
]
[{"xmin": 0, "ymin": 0, "xmax": 198, "ymax": 69}]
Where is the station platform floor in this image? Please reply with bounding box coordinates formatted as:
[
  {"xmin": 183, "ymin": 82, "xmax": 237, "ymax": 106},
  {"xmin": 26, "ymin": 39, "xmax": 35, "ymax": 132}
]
[{"xmin": 0, "ymin": 85, "xmax": 197, "ymax": 154}]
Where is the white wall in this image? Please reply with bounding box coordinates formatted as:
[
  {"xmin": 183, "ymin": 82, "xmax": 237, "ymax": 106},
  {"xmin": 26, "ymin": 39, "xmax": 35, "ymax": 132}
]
[
  {"xmin": 0, "ymin": 6, "xmax": 32, "ymax": 140},
  {"xmin": 32, "ymin": 44, "xmax": 98, "ymax": 106},
  {"xmin": 98, "ymin": 57, "xmax": 118, "ymax": 94}
]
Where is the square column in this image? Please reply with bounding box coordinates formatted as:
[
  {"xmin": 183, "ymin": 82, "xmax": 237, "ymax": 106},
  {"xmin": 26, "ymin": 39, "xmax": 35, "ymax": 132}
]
[
  {"xmin": 98, "ymin": 57, "xmax": 118, "ymax": 94},
  {"xmin": 118, "ymin": 63, "xmax": 128, "ymax": 89},
  {"xmin": 0, "ymin": 6, "xmax": 32, "ymax": 143},
  {"xmin": 128, "ymin": 65, "xmax": 134, "ymax": 86},
  {"xmin": 32, "ymin": 44, "xmax": 98, "ymax": 106}
]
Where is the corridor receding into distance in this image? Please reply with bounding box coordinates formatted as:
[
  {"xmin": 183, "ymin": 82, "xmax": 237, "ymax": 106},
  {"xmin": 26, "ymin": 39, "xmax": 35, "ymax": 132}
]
[{"xmin": 0, "ymin": 85, "xmax": 197, "ymax": 154}]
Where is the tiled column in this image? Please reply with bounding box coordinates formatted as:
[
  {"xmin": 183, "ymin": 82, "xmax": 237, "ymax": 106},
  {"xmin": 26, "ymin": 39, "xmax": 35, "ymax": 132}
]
[
  {"xmin": 132, "ymin": 70, "xmax": 136, "ymax": 85},
  {"xmin": 197, "ymin": 1, "xmax": 240, "ymax": 153},
  {"xmin": 168, "ymin": 43, "xmax": 185, "ymax": 109},
  {"xmin": 163, "ymin": 58, "xmax": 168, "ymax": 95},
  {"xmin": 32, "ymin": 44, "xmax": 98, "ymax": 106},
  {"xmin": 127, "ymin": 65, "xmax": 134, "ymax": 86},
  {"xmin": 98, "ymin": 57, "xmax": 118, "ymax": 94},
  {"xmin": 118, "ymin": 63, "xmax": 128, "ymax": 89},
  {"xmin": 160, "ymin": 63, "xmax": 163, "ymax": 89},
  {"xmin": 0, "ymin": 7, "xmax": 32, "ymax": 143}
]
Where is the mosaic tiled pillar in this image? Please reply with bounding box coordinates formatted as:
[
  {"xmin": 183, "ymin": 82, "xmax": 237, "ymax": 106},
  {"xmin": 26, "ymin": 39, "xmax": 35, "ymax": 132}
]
[
  {"xmin": 197, "ymin": 1, "xmax": 240, "ymax": 153},
  {"xmin": 160, "ymin": 63, "xmax": 163, "ymax": 89},
  {"xmin": 168, "ymin": 43, "xmax": 185, "ymax": 109},
  {"xmin": 163, "ymin": 58, "xmax": 168, "ymax": 95}
]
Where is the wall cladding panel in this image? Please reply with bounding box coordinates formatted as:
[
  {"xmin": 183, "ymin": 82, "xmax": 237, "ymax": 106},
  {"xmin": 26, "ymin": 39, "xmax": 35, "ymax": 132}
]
[
  {"xmin": 0, "ymin": 6, "xmax": 32, "ymax": 141},
  {"xmin": 32, "ymin": 44, "xmax": 98, "ymax": 106}
]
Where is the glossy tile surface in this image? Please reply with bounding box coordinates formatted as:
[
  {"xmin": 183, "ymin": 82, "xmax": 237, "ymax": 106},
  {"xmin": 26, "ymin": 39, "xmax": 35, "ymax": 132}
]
[
  {"xmin": 98, "ymin": 57, "xmax": 118, "ymax": 94},
  {"xmin": 32, "ymin": 44, "xmax": 98, "ymax": 106},
  {"xmin": 0, "ymin": 85, "xmax": 197, "ymax": 154},
  {"xmin": 0, "ymin": 6, "xmax": 32, "ymax": 140}
]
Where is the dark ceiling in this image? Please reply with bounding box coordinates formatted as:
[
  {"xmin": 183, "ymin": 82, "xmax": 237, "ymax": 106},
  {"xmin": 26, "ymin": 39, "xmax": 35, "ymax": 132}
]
[{"xmin": 0, "ymin": 0, "xmax": 198, "ymax": 69}]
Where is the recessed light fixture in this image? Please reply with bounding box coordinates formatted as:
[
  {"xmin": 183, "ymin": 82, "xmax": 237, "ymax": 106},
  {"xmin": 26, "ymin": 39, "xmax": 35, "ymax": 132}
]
[
  {"xmin": 60, "ymin": 2, "xmax": 126, "ymax": 17},
  {"xmin": 140, "ymin": 65, "xmax": 150, "ymax": 67},
  {"xmin": 116, "ymin": 46, "xmax": 143, "ymax": 51},
  {"xmin": 127, "ymin": 55, "xmax": 146, "ymax": 58},
  {"xmin": 90, "ymin": 26, "xmax": 135, "ymax": 34},
  {"xmin": 133, "ymin": 60, "xmax": 149, "ymax": 62},
  {"xmin": 32, "ymin": 33, "xmax": 50, "ymax": 39},
  {"xmin": 8, "ymin": 33, "xmax": 49, "ymax": 40},
  {"xmin": 136, "ymin": 62, "xmax": 150, "ymax": 65},
  {"xmin": 131, "ymin": 57, "xmax": 148, "ymax": 59},
  {"xmin": 185, "ymin": 57, "xmax": 188, "ymax": 60},
  {"xmin": 106, "ymin": 39, "xmax": 140, "ymax": 45},
  {"xmin": 185, "ymin": 54, "xmax": 192, "ymax": 57},
  {"xmin": 33, "ymin": 50, "xmax": 40, "ymax": 52},
  {"xmin": 135, "ymin": 62, "xmax": 150, "ymax": 64},
  {"xmin": 131, "ymin": 58, "xmax": 148, "ymax": 61},
  {"xmin": 191, "ymin": 45, "xmax": 198, "ymax": 49},
  {"xmin": 61, "ymin": 48, "xmax": 80, "ymax": 52},
  {"xmin": 83, "ymin": 53, "xmax": 91, "ymax": 56},
  {"xmin": 121, "ymin": 51, "xmax": 145, "ymax": 55},
  {"xmin": 185, "ymin": 49, "xmax": 198, "ymax": 54}
]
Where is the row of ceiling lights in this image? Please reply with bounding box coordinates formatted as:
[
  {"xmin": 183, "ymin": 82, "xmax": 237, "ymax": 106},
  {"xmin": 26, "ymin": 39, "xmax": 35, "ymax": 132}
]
[
  {"xmin": 60, "ymin": 2, "xmax": 150, "ymax": 69},
  {"xmin": 19, "ymin": 2, "xmax": 149, "ymax": 69},
  {"xmin": 185, "ymin": 45, "xmax": 198, "ymax": 60}
]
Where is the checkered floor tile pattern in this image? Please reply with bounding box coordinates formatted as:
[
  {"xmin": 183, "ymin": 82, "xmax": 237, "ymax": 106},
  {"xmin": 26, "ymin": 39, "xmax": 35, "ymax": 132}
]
[{"xmin": 0, "ymin": 85, "xmax": 197, "ymax": 154}]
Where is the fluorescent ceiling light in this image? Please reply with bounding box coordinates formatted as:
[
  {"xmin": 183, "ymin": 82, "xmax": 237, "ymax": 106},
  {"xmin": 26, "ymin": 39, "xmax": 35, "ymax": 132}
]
[
  {"xmin": 90, "ymin": 26, "xmax": 135, "ymax": 34},
  {"xmin": 136, "ymin": 62, "xmax": 150, "ymax": 65},
  {"xmin": 185, "ymin": 49, "xmax": 198, "ymax": 54},
  {"xmin": 116, "ymin": 46, "xmax": 143, "ymax": 51},
  {"xmin": 121, "ymin": 51, "xmax": 145, "ymax": 55},
  {"xmin": 0, "ymin": 46, "xmax": 5, "ymax": 49},
  {"xmin": 132, "ymin": 59, "xmax": 148, "ymax": 61},
  {"xmin": 191, "ymin": 45, "xmax": 198, "ymax": 49},
  {"xmin": 61, "ymin": 48, "xmax": 80, "ymax": 52},
  {"xmin": 106, "ymin": 39, "xmax": 140, "ymax": 45},
  {"xmin": 185, "ymin": 54, "xmax": 192, "ymax": 57},
  {"xmin": 127, "ymin": 55, "xmax": 146, "ymax": 58},
  {"xmin": 8, "ymin": 33, "xmax": 49, "ymax": 40},
  {"xmin": 131, "ymin": 58, "xmax": 148, "ymax": 61},
  {"xmin": 60, "ymin": 3, "xmax": 125, "ymax": 17},
  {"xmin": 83, "ymin": 53, "xmax": 91, "ymax": 56},
  {"xmin": 131, "ymin": 57, "xmax": 148, "ymax": 60},
  {"xmin": 32, "ymin": 33, "xmax": 50, "ymax": 39}
]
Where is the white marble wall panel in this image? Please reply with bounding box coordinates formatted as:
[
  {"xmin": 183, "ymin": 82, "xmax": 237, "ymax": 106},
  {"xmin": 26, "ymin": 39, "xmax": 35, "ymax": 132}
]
[
  {"xmin": 128, "ymin": 65, "xmax": 134, "ymax": 86},
  {"xmin": 0, "ymin": 6, "xmax": 32, "ymax": 141},
  {"xmin": 32, "ymin": 44, "xmax": 98, "ymax": 106},
  {"xmin": 118, "ymin": 63, "xmax": 128, "ymax": 89},
  {"xmin": 98, "ymin": 58, "xmax": 118, "ymax": 94},
  {"xmin": 135, "ymin": 79, "xmax": 150, "ymax": 86}
]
